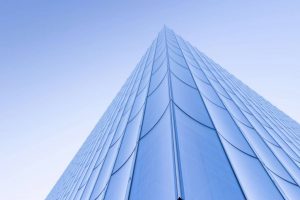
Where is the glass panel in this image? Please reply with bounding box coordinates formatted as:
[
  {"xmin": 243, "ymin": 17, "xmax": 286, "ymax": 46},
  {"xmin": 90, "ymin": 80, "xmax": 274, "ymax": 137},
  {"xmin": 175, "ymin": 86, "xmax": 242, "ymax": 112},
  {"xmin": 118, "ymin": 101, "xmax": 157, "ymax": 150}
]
[
  {"xmin": 104, "ymin": 155, "xmax": 134, "ymax": 200},
  {"xmin": 168, "ymin": 51, "xmax": 188, "ymax": 69},
  {"xmin": 81, "ymin": 161, "xmax": 104, "ymax": 199},
  {"xmin": 203, "ymin": 98, "xmax": 255, "ymax": 156},
  {"xmin": 111, "ymin": 111, "xmax": 130, "ymax": 145},
  {"xmin": 181, "ymin": 51, "xmax": 199, "ymax": 67},
  {"xmin": 243, "ymin": 111, "xmax": 279, "ymax": 145},
  {"xmin": 268, "ymin": 144, "xmax": 300, "ymax": 185},
  {"xmin": 95, "ymin": 133, "xmax": 115, "ymax": 167},
  {"xmin": 129, "ymin": 107, "xmax": 176, "ymax": 200},
  {"xmin": 137, "ymin": 67, "xmax": 151, "ymax": 95},
  {"xmin": 79, "ymin": 147, "xmax": 102, "ymax": 188},
  {"xmin": 209, "ymin": 78, "xmax": 231, "ymax": 99},
  {"xmin": 152, "ymin": 55, "xmax": 166, "ymax": 74},
  {"xmin": 141, "ymin": 76, "xmax": 170, "ymax": 135},
  {"xmin": 90, "ymin": 142, "xmax": 120, "ymax": 199},
  {"xmin": 171, "ymin": 73, "xmax": 213, "ymax": 128},
  {"xmin": 153, "ymin": 50, "xmax": 166, "ymax": 69},
  {"xmin": 220, "ymin": 96, "xmax": 252, "ymax": 127},
  {"xmin": 129, "ymin": 86, "xmax": 147, "ymax": 121},
  {"xmin": 189, "ymin": 66, "xmax": 210, "ymax": 84},
  {"xmin": 170, "ymin": 59, "xmax": 197, "ymax": 88},
  {"xmin": 148, "ymin": 59, "xmax": 168, "ymax": 94},
  {"xmin": 175, "ymin": 106, "xmax": 244, "ymax": 199},
  {"xmin": 113, "ymin": 108, "xmax": 144, "ymax": 172},
  {"xmin": 265, "ymin": 126, "xmax": 300, "ymax": 162},
  {"xmin": 236, "ymin": 120, "xmax": 295, "ymax": 183},
  {"xmin": 220, "ymin": 137, "xmax": 284, "ymax": 200},
  {"xmin": 192, "ymin": 75, "xmax": 224, "ymax": 108},
  {"xmin": 270, "ymin": 170, "xmax": 300, "ymax": 200},
  {"xmin": 230, "ymin": 93, "xmax": 251, "ymax": 114}
]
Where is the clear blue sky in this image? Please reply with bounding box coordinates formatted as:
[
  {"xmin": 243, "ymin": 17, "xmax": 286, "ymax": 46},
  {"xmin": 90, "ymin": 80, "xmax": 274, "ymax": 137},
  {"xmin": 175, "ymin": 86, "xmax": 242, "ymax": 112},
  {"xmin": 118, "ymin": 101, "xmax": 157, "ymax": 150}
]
[{"xmin": 0, "ymin": 1, "xmax": 299, "ymax": 199}]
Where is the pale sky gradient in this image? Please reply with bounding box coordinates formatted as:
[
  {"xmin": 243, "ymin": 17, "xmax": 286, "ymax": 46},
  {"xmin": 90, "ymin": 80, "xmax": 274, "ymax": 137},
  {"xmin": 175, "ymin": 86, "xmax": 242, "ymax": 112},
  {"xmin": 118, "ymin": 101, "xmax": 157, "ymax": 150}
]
[{"xmin": 0, "ymin": 1, "xmax": 299, "ymax": 199}]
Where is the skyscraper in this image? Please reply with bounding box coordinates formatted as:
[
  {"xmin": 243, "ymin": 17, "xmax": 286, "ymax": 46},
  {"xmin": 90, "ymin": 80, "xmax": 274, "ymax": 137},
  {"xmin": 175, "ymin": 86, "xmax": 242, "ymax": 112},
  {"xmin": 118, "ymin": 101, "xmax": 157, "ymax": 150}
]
[{"xmin": 47, "ymin": 27, "xmax": 300, "ymax": 200}]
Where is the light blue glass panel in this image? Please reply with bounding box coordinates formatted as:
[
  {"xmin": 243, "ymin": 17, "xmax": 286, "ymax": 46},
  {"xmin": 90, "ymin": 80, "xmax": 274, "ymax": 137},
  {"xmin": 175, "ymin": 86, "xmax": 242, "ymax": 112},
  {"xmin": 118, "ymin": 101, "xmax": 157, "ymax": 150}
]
[
  {"xmin": 129, "ymin": 107, "xmax": 176, "ymax": 200},
  {"xmin": 153, "ymin": 50, "xmax": 166, "ymax": 67},
  {"xmin": 171, "ymin": 73, "xmax": 213, "ymax": 128},
  {"xmin": 203, "ymin": 97, "xmax": 255, "ymax": 156},
  {"xmin": 220, "ymin": 96, "xmax": 252, "ymax": 127},
  {"xmin": 168, "ymin": 51, "xmax": 188, "ymax": 69},
  {"xmin": 243, "ymin": 111, "xmax": 278, "ymax": 145},
  {"xmin": 111, "ymin": 111, "xmax": 131, "ymax": 145},
  {"xmin": 220, "ymin": 137, "xmax": 284, "ymax": 200},
  {"xmin": 80, "ymin": 161, "xmax": 104, "ymax": 199},
  {"xmin": 104, "ymin": 155, "xmax": 134, "ymax": 200},
  {"xmin": 124, "ymin": 93, "xmax": 137, "ymax": 115},
  {"xmin": 95, "ymin": 133, "xmax": 114, "ymax": 167},
  {"xmin": 236, "ymin": 120, "xmax": 295, "ymax": 183},
  {"xmin": 141, "ymin": 76, "xmax": 170, "ymax": 136},
  {"xmin": 181, "ymin": 51, "xmax": 199, "ymax": 67},
  {"xmin": 152, "ymin": 54, "xmax": 166, "ymax": 74},
  {"xmin": 113, "ymin": 108, "xmax": 144, "ymax": 172},
  {"xmin": 168, "ymin": 43, "xmax": 182, "ymax": 56},
  {"xmin": 192, "ymin": 75, "xmax": 225, "ymax": 107},
  {"xmin": 137, "ymin": 67, "xmax": 151, "ymax": 95},
  {"xmin": 170, "ymin": 59, "xmax": 197, "ymax": 88},
  {"xmin": 129, "ymin": 87, "xmax": 147, "ymax": 121},
  {"xmin": 270, "ymin": 170, "xmax": 300, "ymax": 200},
  {"xmin": 268, "ymin": 144, "xmax": 300, "ymax": 185},
  {"xmin": 90, "ymin": 141, "xmax": 120, "ymax": 199},
  {"xmin": 79, "ymin": 147, "xmax": 102, "ymax": 189},
  {"xmin": 230, "ymin": 93, "xmax": 252, "ymax": 114},
  {"xmin": 148, "ymin": 59, "xmax": 168, "ymax": 94},
  {"xmin": 265, "ymin": 126, "xmax": 300, "ymax": 162},
  {"xmin": 175, "ymin": 107, "xmax": 245, "ymax": 199},
  {"xmin": 189, "ymin": 66, "xmax": 210, "ymax": 84}
]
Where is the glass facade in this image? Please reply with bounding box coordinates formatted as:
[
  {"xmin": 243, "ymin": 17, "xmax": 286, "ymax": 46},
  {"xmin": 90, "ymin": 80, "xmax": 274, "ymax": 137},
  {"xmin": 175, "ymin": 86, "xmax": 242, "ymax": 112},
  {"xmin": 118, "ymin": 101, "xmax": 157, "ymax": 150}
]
[{"xmin": 47, "ymin": 27, "xmax": 300, "ymax": 200}]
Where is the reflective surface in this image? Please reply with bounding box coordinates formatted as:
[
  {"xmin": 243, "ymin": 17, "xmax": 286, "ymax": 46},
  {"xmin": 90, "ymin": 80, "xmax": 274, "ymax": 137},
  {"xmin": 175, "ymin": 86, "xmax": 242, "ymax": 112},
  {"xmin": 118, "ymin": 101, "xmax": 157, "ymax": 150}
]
[{"xmin": 47, "ymin": 27, "xmax": 300, "ymax": 200}]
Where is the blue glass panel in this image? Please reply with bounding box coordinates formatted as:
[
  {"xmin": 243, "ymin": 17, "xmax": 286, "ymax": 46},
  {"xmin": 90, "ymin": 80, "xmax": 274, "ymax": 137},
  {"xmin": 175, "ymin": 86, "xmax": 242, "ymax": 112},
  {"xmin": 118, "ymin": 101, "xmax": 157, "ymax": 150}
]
[
  {"xmin": 137, "ymin": 67, "xmax": 151, "ymax": 95},
  {"xmin": 189, "ymin": 66, "xmax": 210, "ymax": 84},
  {"xmin": 268, "ymin": 144, "xmax": 300, "ymax": 185},
  {"xmin": 203, "ymin": 97, "xmax": 255, "ymax": 156},
  {"xmin": 209, "ymin": 78, "xmax": 231, "ymax": 99},
  {"xmin": 220, "ymin": 96, "xmax": 252, "ymax": 127},
  {"xmin": 175, "ymin": 106, "xmax": 244, "ymax": 199},
  {"xmin": 192, "ymin": 75, "xmax": 225, "ymax": 107},
  {"xmin": 95, "ymin": 133, "xmax": 115, "ymax": 167},
  {"xmin": 171, "ymin": 73, "xmax": 213, "ymax": 128},
  {"xmin": 141, "ymin": 76, "xmax": 170, "ymax": 135},
  {"xmin": 129, "ymin": 87, "xmax": 147, "ymax": 121},
  {"xmin": 170, "ymin": 59, "xmax": 197, "ymax": 88},
  {"xmin": 244, "ymin": 111, "xmax": 279, "ymax": 145},
  {"xmin": 113, "ymin": 108, "xmax": 144, "ymax": 172},
  {"xmin": 111, "ymin": 111, "xmax": 130, "ymax": 145},
  {"xmin": 104, "ymin": 155, "xmax": 134, "ymax": 200},
  {"xmin": 236, "ymin": 120, "xmax": 295, "ymax": 183},
  {"xmin": 90, "ymin": 142, "xmax": 120, "ymax": 199},
  {"xmin": 81, "ymin": 161, "xmax": 104, "ymax": 199},
  {"xmin": 129, "ymin": 107, "xmax": 176, "ymax": 200},
  {"xmin": 152, "ymin": 54, "xmax": 166, "ymax": 74},
  {"xmin": 148, "ymin": 59, "xmax": 168, "ymax": 94},
  {"xmin": 168, "ymin": 51, "xmax": 188, "ymax": 69},
  {"xmin": 264, "ymin": 127, "xmax": 300, "ymax": 162},
  {"xmin": 270, "ymin": 170, "xmax": 300, "ymax": 200},
  {"xmin": 220, "ymin": 137, "xmax": 284, "ymax": 200}
]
